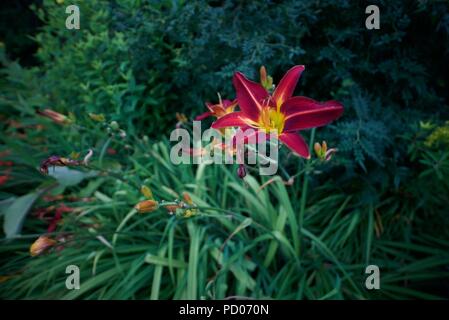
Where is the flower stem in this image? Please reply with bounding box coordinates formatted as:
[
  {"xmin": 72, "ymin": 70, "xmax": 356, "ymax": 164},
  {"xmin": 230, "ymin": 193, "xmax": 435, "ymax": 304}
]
[{"xmin": 298, "ymin": 128, "xmax": 316, "ymax": 257}]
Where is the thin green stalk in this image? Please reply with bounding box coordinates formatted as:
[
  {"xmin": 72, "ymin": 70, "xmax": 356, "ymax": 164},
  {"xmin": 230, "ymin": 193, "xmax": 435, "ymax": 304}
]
[
  {"xmin": 298, "ymin": 128, "xmax": 316, "ymax": 257},
  {"xmin": 99, "ymin": 137, "xmax": 112, "ymax": 168}
]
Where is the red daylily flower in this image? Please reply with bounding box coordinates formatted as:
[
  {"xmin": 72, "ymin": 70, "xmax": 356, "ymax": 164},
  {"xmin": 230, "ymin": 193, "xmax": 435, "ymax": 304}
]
[
  {"xmin": 211, "ymin": 65, "xmax": 344, "ymax": 158},
  {"xmin": 47, "ymin": 204, "xmax": 73, "ymax": 233},
  {"xmin": 196, "ymin": 99, "xmax": 238, "ymax": 121}
]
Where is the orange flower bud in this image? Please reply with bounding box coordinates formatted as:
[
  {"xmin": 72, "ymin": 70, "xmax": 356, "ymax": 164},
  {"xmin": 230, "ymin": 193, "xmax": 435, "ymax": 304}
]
[
  {"xmin": 182, "ymin": 192, "xmax": 193, "ymax": 205},
  {"xmin": 135, "ymin": 200, "xmax": 159, "ymax": 213},
  {"xmin": 30, "ymin": 236, "xmax": 57, "ymax": 257},
  {"xmin": 260, "ymin": 66, "xmax": 273, "ymax": 90},
  {"xmin": 37, "ymin": 109, "xmax": 70, "ymax": 124},
  {"xmin": 322, "ymin": 141, "xmax": 328, "ymax": 154},
  {"xmin": 165, "ymin": 205, "xmax": 181, "ymax": 214},
  {"xmin": 260, "ymin": 66, "xmax": 267, "ymax": 84},
  {"xmin": 314, "ymin": 142, "xmax": 321, "ymax": 155}
]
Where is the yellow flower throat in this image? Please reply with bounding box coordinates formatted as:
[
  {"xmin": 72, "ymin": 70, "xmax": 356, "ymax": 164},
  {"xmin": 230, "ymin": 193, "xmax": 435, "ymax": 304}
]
[{"xmin": 257, "ymin": 107, "xmax": 285, "ymax": 134}]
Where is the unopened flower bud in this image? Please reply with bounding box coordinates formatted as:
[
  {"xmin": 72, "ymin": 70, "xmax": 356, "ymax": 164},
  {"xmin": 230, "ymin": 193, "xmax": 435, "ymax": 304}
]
[
  {"xmin": 182, "ymin": 192, "xmax": 193, "ymax": 205},
  {"xmin": 325, "ymin": 148, "xmax": 338, "ymax": 161},
  {"xmin": 135, "ymin": 200, "xmax": 159, "ymax": 213},
  {"xmin": 260, "ymin": 66, "xmax": 268, "ymax": 84},
  {"xmin": 237, "ymin": 164, "xmax": 247, "ymax": 179},
  {"xmin": 89, "ymin": 113, "xmax": 105, "ymax": 122},
  {"xmin": 322, "ymin": 141, "xmax": 328, "ymax": 154},
  {"xmin": 110, "ymin": 121, "xmax": 120, "ymax": 130},
  {"xmin": 183, "ymin": 209, "xmax": 194, "ymax": 218},
  {"xmin": 165, "ymin": 205, "xmax": 181, "ymax": 214},
  {"xmin": 314, "ymin": 142, "xmax": 321, "ymax": 155},
  {"xmin": 260, "ymin": 66, "xmax": 273, "ymax": 90},
  {"xmin": 141, "ymin": 185, "xmax": 154, "ymax": 199},
  {"xmin": 37, "ymin": 109, "xmax": 70, "ymax": 124}
]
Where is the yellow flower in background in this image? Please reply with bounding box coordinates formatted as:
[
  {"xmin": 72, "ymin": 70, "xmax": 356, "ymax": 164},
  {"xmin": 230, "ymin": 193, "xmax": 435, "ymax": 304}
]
[{"xmin": 424, "ymin": 122, "xmax": 449, "ymax": 147}]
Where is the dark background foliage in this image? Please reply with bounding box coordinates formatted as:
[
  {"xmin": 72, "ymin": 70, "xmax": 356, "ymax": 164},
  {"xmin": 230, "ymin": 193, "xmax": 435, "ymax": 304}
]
[{"xmin": 4, "ymin": 0, "xmax": 448, "ymax": 167}]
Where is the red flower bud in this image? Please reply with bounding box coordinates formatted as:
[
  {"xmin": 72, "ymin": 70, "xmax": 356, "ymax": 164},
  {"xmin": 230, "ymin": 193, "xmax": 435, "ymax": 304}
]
[{"xmin": 237, "ymin": 164, "xmax": 247, "ymax": 179}]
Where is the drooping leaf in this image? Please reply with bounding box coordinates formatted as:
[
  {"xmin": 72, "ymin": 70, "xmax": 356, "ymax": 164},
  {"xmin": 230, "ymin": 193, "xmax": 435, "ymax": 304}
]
[
  {"xmin": 3, "ymin": 192, "xmax": 40, "ymax": 238},
  {"xmin": 47, "ymin": 167, "xmax": 98, "ymax": 187}
]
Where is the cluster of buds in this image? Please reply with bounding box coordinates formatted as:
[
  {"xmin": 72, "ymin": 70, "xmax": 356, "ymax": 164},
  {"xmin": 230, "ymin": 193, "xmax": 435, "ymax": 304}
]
[
  {"xmin": 134, "ymin": 186, "xmax": 198, "ymax": 218},
  {"xmin": 163, "ymin": 192, "xmax": 198, "ymax": 218},
  {"xmin": 89, "ymin": 113, "xmax": 127, "ymax": 140},
  {"xmin": 39, "ymin": 149, "xmax": 93, "ymax": 174},
  {"xmin": 108, "ymin": 121, "xmax": 127, "ymax": 139},
  {"xmin": 314, "ymin": 141, "xmax": 337, "ymax": 162}
]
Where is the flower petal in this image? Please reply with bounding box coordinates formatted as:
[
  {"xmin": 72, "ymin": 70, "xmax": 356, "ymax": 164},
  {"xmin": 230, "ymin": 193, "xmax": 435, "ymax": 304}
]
[
  {"xmin": 272, "ymin": 65, "xmax": 305, "ymax": 108},
  {"xmin": 222, "ymin": 99, "xmax": 238, "ymax": 108},
  {"xmin": 279, "ymin": 132, "xmax": 310, "ymax": 158},
  {"xmin": 283, "ymin": 99, "xmax": 343, "ymax": 131},
  {"xmin": 195, "ymin": 111, "xmax": 213, "ymax": 120},
  {"xmin": 205, "ymin": 102, "xmax": 215, "ymax": 112},
  {"xmin": 233, "ymin": 72, "xmax": 268, "ymax": 120},
  {"xmin": 211, "ymin": 111, "xmax": 251, "ymax": 129},
  {"xmin": 280, "ymin": 96, "xmax": 323, "ymax": 115}
]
